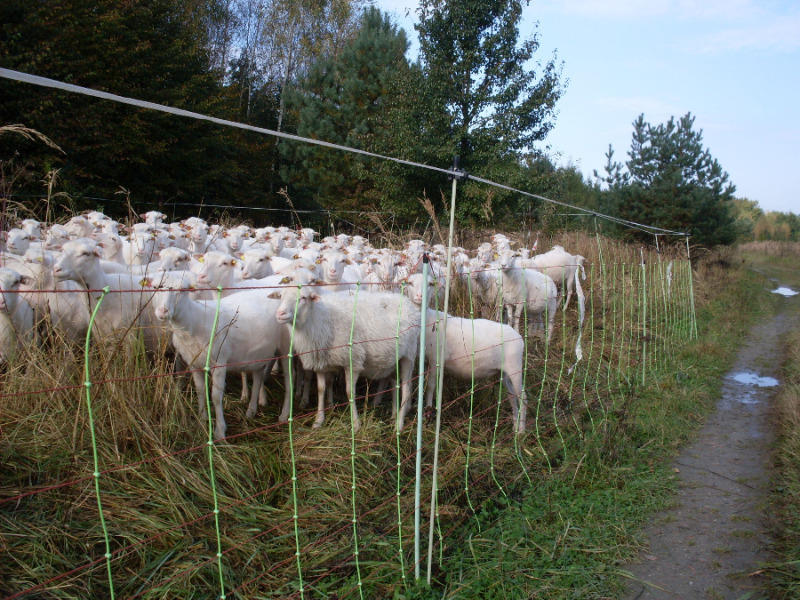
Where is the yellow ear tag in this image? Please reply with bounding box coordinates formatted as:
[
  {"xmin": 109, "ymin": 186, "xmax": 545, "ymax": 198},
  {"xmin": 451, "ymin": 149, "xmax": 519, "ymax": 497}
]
[
  {"xmin": 140, "ymin": 279, "xmax": 152, "ymax": 288},
  {"xmin": 231, "ymin": 259, "xmax": 237, "ymax": 266},
  {"xmin": 280, "ymin": 277, "xmax": 291, "ymax": 284},
  {"xmin": 197, "ymin": 256, "xmax": 205, "ymax": 263},
  {"xmin": 36, "ymin": 257, "xmax": 44, "ymax": 263}
]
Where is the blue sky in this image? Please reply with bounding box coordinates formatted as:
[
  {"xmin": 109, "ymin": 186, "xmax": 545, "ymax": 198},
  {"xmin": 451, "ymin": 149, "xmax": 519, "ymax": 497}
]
[{"xmin": 372, "ymin": 0, "xmax": 799, "ymax": 214}]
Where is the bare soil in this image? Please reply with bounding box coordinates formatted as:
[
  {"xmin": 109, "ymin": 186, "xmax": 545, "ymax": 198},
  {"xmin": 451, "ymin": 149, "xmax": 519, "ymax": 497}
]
[{"xmin": 623, "ymin": 290, "xmax": 799, "ymax": 599}]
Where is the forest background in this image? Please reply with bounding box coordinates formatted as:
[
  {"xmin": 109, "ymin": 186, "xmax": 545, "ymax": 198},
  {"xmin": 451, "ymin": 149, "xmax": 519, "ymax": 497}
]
[{"xmin": 1, "ymin": 0, "xmax": 797, "ymax": 246}]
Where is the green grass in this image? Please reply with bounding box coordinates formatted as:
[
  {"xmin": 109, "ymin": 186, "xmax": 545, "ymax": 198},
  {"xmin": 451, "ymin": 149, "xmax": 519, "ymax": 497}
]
[{"xmin": 751, "ymin": 242, "xmax": 800, "ymax": 599}]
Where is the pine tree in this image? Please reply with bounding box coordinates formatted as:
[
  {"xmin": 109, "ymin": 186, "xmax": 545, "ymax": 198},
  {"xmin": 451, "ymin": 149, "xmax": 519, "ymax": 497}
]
[
  {"xmin": 280, "ymin": 6, "xmax": 411, "ymax": 210},
  {"xmin": 600, "ymin": 113, "xmax": 737, "ymax": 246},
  {"xmin": 0, "ymin": 0, "xmax": 234, "ymax": 210}
]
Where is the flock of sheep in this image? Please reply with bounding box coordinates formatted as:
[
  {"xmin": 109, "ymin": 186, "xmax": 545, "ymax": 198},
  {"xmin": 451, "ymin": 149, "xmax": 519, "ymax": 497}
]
[{"xmin": 0, "ymin": 210, "xmax": 587, "ymax": 439}]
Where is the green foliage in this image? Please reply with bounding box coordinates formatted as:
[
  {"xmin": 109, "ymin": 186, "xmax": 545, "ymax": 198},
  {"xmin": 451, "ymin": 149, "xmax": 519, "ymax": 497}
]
[
  {"xmin": 0, "ymin": 0, "xmax": 242, "ymax": 209},
  {"xmin": 280, "ymin": 6, "xmax": 411, "ymax": 211},
  {"xmin": 597, "ymin": 113, "xmax": 737, "ymax": 246},
  {"xmin": 411, "ymin": 0, "xmax": 566, "ymax": 223}
]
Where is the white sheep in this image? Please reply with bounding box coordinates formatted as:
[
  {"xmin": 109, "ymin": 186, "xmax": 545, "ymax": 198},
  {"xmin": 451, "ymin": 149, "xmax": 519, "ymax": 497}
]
[
  {"xmin": 526, "ymin": 245, "xmax": 586, "ymax": 309},
  {"xmin": 20, "ymin": 250, "xmax": 90, "ymax": 344},
  {"xmin": 2, "ymin": 228, "xmax": 37, "ymax": 256},
  {"xmin": 153, "ymin": 285, "xmax": 291, "ymax": 440},
  {"xmin": 0, "ymin": 267, "xmax": 36, "ymax": 365},
  {"xmin": 273, "ymin": 287, "xmax": 420, "ymax": 431},
  {"xmin": 53, "ymin": 238, "xmax": 162, "ymax": 352},
  {"xmin": 420, "ymin": 309, "xmax": 528, "ymax": 433},
  {"xmin": 496, "ymin": 251, "xmax": 558, "ymax": 341}
]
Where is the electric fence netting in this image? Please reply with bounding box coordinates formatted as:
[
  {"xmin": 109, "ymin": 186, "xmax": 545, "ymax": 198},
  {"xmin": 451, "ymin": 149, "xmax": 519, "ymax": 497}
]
[{"xmin": 0, "ymin": 68, "xmax": 697, "ymax": 599}]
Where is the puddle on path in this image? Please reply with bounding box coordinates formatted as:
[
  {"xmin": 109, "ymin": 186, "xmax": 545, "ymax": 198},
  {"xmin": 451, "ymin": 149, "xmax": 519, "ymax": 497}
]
[
  {"xmin": 730, "ymin": 371, "xmax": 780, "ymax": 387},
  {"xmin": 773, "ymin": 286, "xmax": 799, "ymax": 296}
]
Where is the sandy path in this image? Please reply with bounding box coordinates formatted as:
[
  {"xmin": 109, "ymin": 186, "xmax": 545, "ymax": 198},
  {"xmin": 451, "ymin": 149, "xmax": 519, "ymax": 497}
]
[{"xmin": 623, "ymin": 294, "xmax": 798, "ymax": 599}]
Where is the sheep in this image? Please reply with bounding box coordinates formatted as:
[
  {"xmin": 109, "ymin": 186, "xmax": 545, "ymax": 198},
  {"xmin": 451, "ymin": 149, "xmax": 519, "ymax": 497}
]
[
  {"xmin": 526, "ymin": 245, "xmax": 587, "ymax": 309},
  {"xmin": 403, "ymin": 273, "xmax": 445, "ymax": 308},
  {"xmin": 2, "ymin": 228, "xmax": 37, "ymax": 256},
  {"xmin": 0, "ymin": 267, "xmax": 36, "ymax": 365},
  {"xmin": 318, "ymin": 250, "xmax": 357, "ymax": 292},
  {"xmin": 238, "ymin": 248, "xmax": 276, "ymax": 280},
  {"xmin": 20, "ymin": 250, "xmax": 90, "ymax": 344},
  {"xmin": 496, "ymin": 250, "xmax": 558, "ymax": 341},
  {"xmin": 19, "ymin": 219, "xmax": 44, "ymax": 239},
  {"xmin": 153, "ymin": 285, "xmax": 292, "ymax": 440},
  {"xmin": 123, "ymin": 230, "xmax": 159, "ymax": 266},
  {"xmin": 52, "ymin": 238, "xmax": 162, "ymax": 352},
  {"xmin": 141, "ymin": 211, "xmax": 167, "ymax": 225},
  {"xmin": 420, "ymin": 309, "xmax": 527, "ymax": 433},
  {"xmin": 64, "ymin": 215, "xmax": 95, "ymax": 238},
  {"xmin": 157, "ymin": 247, "xmax": 194, "ymax": 272},
  {"xmin": 463, "ymin": 258, "xmax": 503, "ymax": 320},
  {"xmin": 43, "ymin": 225, "xmax": 71, "ymax": 250},
  {"xmin": 93, "ymin": 232, "xmax": 126, "ymax": 264},
  {"xmin": 273, "ymin": 286, "xmax": 420, "ymax": 431}
]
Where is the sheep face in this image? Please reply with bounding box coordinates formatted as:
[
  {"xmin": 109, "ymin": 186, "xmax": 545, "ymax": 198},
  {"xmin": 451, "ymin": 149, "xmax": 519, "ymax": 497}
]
[
  {"xmin": 158, "ymin": 248, "xmax": 191, "ymax": 272},
  {"xmin": 274, "ymin": 285, "xmax": 318, "ymax": 326},
  {"xmin": 195, "ymin": 251, "xmax": 236, "ymax": 287},
  {"xmin": 152, "ymin": 287, "xmax": 185, "ymax": 322},
  {"xmin": 53, "ymin": 239, "xmax": 102, "ymax": 282},
  {"xmin": 0, "ymin": 268, "xmax": 31, "ymax": 313},
  {"xmin": 3, "ymin": 229, "xmax": 35, "ymax": 256},
  {"xmin": 240, "ymin": 250, "xmax": 272, "ymax": 280}
]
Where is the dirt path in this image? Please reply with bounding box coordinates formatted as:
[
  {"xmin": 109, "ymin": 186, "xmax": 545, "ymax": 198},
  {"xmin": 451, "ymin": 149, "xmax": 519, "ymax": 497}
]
[{"xmin": 623, "ymin": 290, "xmax": 799, "ymax": 600}]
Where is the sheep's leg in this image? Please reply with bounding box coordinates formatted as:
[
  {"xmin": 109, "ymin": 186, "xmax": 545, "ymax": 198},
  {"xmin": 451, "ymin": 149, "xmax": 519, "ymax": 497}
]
[
  {"xmin": 344, "ymin": 368, "xmax": 361, "ymax": 432},
  {"xmin": 513, "ymin": 304, "xmax": 524, "ymax": 333},
  {"xmin": 258, "ymin": 361, "xmax": 270, "ymax": 407},
  {"xmin": 240, "ymin": 372, "xmax": 249, "ymax": 403},
  {"xmin": 371, "ymin": 376, "xmax": 392, "ymax": 408},
  {"xmin": 191, "ymin": 369, "xmax": 208, "ymax": 421},
  {"xmin": 245, "ymin": 366, "xmax": 267, "ymax": 419},
  {"xmin": 503, "ymin": 372, "xmax": 527, "ymax": 434},
  {"xmin": 396, "ymin": 357, "xmax": 415, "ymax": 431},
  {"xmin": 425, "ymin": 354, "xmax": 437, "ymax": 409},
  {"xmin": 211, "ymin": 367, "xmax": 228, "ymax": 440},
  {"xmin": 545, "ymin": 297, "xmax": 558, "ymax": 344},
  {"xmin": 313, "ymin": 371, "xmax": 327, "ymax": 429},
  {"xmin": 277, "ymin": 356, "xmax": 293, "ymax": 423}
]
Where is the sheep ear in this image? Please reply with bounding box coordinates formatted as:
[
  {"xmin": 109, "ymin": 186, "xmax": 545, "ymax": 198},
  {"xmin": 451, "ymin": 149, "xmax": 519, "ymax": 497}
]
[
  {"xmin": 267, "ymin": 291, "xmax": 281, "ymax": 299},
  {"xmin": 236, "ymin": 252, "xmax": 244, "ymax": 260},
  {"xmin": 19, "ymin": 275, "xmax": 33, "ymax": 286},
  {"xmin": 309, "ymin": 292, "xmax": 320, "ymax": 302},
  {"xmin": 139, "ymin": 213, "xmax": 147, "ymax": 220},
  {"xmin": 193, "ymin": 254, "xmax": 204, "ymax": 262},
  {"xmin": 92, "ymin": 247, "xmax": 103, "ymax": 258}
]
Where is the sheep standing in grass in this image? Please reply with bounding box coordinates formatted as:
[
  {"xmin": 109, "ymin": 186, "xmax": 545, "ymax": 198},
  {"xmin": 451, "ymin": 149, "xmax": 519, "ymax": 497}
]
[
  {"xmin": 496, "ymin": 250, "xmax": 558, "ymax": 341},
  {"xmin": 525, "ymin": 245, "xmax": 586, "ymax": 309},
  {"xmin": 52, "ymin": 238, "xmax": 163, "ymax": 352},
  {"xmin": 421, "ymin": 310, "xmax": 527, "ymax": 431},
  {"xmin": 0, "ymin": 267, "xmax": 36, "ymax": 365},
  {"xmin": 273, "ymin": 287, "xmax": 420, "ymax": 431},
  {"xmin": 153, "ymin": 286, "xmax": 291, "ymax": 440}
]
